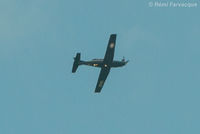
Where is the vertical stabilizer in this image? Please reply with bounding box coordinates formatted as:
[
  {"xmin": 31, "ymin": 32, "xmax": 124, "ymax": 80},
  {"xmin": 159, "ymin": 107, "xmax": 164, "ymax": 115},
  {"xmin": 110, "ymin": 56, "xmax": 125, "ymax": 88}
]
[{"xmin": 72, "ymin": 53, "xmax": 81, "ymax": 73}]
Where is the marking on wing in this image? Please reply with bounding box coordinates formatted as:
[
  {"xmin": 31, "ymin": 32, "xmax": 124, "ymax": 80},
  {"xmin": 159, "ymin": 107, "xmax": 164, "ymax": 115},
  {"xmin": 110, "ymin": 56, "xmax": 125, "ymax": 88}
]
[
  {"xmin": 99, "ymin": 80, "xmax": 104, "ymax": 87},
  {"xmin": 110, "ymin": 43, "xmax": 115, "ymax": 48}
]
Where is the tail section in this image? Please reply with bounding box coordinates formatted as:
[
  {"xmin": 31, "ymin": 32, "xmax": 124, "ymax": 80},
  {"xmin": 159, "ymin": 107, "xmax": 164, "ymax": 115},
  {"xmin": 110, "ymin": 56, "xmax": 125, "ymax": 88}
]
[{"xmin": 72, "ymin": 53, "xmax": 81, "ymax": 73}]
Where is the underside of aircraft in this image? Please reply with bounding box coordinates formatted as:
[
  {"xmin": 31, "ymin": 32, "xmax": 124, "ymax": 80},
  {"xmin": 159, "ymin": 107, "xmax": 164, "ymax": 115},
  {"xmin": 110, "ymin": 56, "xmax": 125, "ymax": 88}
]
[{"xmin": 72, "ymin": 34, "xmax": 128, "ymax": 93}]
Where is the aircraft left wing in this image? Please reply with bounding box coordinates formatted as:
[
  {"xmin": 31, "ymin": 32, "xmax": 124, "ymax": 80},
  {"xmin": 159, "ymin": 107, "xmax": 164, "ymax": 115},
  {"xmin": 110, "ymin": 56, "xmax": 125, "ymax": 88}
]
[{"xmin": 94, "ymin": 67, "xmax": 110, "ymax": 93}]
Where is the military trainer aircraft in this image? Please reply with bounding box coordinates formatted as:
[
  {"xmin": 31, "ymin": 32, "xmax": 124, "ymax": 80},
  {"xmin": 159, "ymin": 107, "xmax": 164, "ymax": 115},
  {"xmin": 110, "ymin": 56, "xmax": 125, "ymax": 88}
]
[{"xmin": 72, "ymin": 34, "xmax": 128, "ymax": 93}]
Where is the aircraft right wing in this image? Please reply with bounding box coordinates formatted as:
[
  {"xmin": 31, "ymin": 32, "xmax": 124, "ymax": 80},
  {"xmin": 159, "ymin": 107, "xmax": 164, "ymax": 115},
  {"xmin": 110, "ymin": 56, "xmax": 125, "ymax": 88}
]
[{"xmin": 94, "ymin": 67, "xmax": 110, "ymax": 93}]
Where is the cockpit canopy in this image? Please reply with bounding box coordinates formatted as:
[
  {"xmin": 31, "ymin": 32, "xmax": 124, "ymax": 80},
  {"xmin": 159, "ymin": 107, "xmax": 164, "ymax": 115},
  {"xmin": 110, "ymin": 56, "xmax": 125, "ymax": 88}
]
[{"xmin": 92, "ymin": 58, "xmax": 103, "ymax": 61}]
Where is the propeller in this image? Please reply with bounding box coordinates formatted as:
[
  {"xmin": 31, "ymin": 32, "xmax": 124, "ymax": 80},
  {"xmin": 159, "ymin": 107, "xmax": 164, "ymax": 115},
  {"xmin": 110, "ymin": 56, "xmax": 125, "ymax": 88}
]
[
  {"xmin": 122, "ymin": 56, "xmax": 125, "ymax": 62},
  {"xmin": 122, "ymin": 56, "xmax": 129, "ymax": 64}
]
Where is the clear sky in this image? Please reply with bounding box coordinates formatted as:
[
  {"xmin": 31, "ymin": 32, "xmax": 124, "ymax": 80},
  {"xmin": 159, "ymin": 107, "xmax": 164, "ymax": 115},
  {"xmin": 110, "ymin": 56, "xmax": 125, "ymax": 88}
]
[{"xmin": 0, "ymin": 0, "xmax": 200, "ymax": 134}]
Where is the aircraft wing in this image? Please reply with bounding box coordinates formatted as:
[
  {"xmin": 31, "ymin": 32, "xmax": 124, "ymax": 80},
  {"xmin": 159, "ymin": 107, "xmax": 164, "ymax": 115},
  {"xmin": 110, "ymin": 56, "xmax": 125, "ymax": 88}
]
[
  {"xmin": 103, "ymin": 34, "xmax": 117, "ymax": 64},
  {"xmin": 94, "ymin": 34, "xmax": 116, "ymax": 93},
  {"xmin": 94, "ymin": 67, "xmax": 110, "ymax": 93}
]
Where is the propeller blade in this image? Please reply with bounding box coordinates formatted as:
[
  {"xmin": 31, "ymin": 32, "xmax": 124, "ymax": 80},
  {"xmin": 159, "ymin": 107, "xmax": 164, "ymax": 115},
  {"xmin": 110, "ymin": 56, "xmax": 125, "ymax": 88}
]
[{"xmin": 122, "ymin": 56, "xmax": 125, "ymax": 61}]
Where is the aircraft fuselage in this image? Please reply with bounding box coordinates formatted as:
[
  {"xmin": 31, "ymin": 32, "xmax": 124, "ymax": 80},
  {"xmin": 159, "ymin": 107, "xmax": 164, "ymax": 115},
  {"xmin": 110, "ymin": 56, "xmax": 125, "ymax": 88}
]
[{"xmin": 79, "ymin": 59, "xmax": 127, "ymax": 68}]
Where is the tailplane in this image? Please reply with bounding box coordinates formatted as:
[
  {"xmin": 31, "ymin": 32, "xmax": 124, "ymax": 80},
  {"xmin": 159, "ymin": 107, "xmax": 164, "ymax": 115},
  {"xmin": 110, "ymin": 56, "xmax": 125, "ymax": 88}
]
[{"xmin": 72, "ymin": 53, "xmax": 81, "ymax": 73}]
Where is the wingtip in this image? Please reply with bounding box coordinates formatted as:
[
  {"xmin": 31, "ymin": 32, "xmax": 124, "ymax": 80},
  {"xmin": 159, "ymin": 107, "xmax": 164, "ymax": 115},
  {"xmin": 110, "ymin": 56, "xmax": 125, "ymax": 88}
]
[
  {"xmin": 94, "ymin": 90, "xmax": 101, "ymax": 93},
  {"xmin": 110, "ymin": 34, "xmax": 117, "ymax": 37}
]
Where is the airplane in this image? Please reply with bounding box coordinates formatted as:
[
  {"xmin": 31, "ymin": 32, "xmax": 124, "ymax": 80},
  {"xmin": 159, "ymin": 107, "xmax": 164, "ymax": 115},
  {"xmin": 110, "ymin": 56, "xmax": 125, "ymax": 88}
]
[{"xmin": 72, "ymin": 34, "xmax": 129, "ymax": 93}]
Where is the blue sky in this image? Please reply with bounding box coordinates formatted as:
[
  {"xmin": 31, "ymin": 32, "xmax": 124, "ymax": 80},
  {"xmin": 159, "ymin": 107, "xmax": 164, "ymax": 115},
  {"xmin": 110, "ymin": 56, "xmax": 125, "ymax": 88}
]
[{"xmin": 0, "ymin": 0, "xmax": 200, "ymax": 134}]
